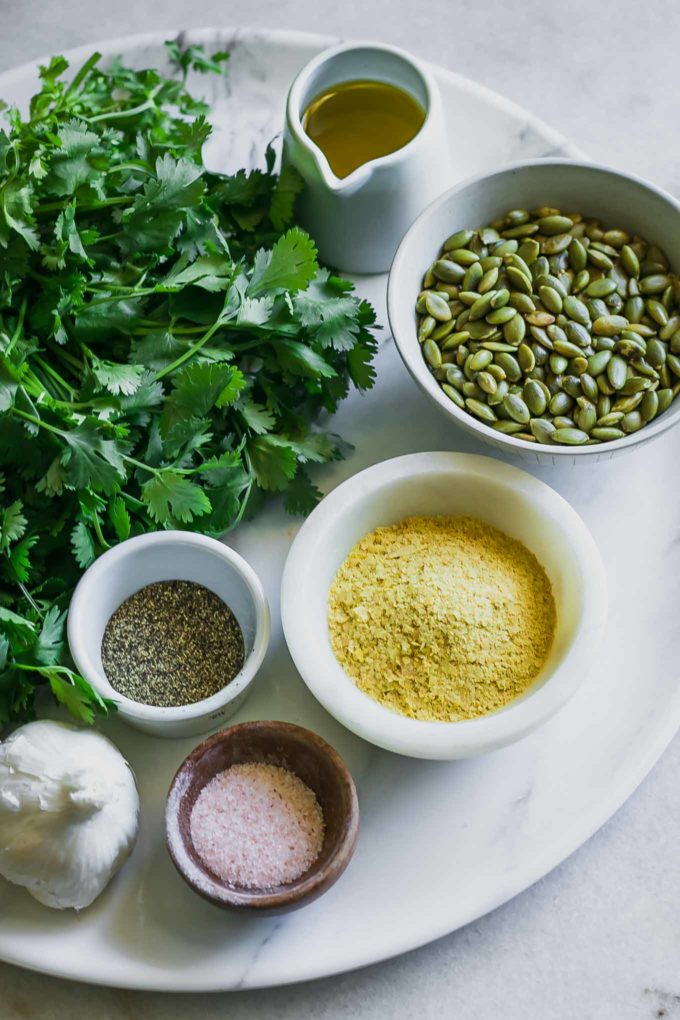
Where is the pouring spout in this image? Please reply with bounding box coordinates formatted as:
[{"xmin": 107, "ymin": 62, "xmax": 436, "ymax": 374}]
[{"xmin": 317, "ymin": 161, "xmax": 373, "ymax": 197}]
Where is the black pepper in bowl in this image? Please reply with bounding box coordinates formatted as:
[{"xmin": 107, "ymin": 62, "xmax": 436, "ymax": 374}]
[{"xmin": 101, "ymin": 580, "xmax": 245, "ymax": 707}]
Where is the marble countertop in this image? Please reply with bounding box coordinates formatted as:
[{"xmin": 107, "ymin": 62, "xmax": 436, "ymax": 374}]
[{"xmin": 1, "ymin": 0, "xmax": 680, "ymax": 1017}]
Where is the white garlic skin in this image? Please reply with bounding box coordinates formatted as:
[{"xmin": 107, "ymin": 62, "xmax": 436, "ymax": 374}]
[{"xmin": 0, "ymin": 720, "xmax": 139, "ymax": 910}]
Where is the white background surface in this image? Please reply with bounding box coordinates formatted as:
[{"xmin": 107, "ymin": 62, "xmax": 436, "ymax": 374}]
[{"xmin": 1, "ymin": 1, "xmax": 679, "ymax": 1017}]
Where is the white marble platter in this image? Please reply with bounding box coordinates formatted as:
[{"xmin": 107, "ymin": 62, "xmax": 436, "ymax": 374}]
[{"xmin": 0, "ymin": 27, "xmax": 678, "ymax": 992}]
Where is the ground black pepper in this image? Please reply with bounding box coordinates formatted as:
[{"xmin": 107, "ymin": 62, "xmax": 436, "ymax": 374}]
[{"xmin": 101, "ymin": 580, "xmax": 245, "ymax": 707}]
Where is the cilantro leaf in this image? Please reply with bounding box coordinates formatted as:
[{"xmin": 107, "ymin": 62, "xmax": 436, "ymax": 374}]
[
  {"xmin": 276, "ymin": 339, "xmax": 337, "ymax": 379},
  {"xmin": 7, "ymin": 534, "xmax": 38, "ymax": 582},
  {"xmin": 47, "ymin": 119, "xmax": 102, "ymax": 196},
  {"xmin": 108, "ymin": 496, "xmax": 131, "ymax": 541},
  {"xmin": 141, "ymin": 470, "xmax": 211, "ymax": 524},
  {"xmin": 283, "ymin": 470, "xmax": 323, "ymax": 515},
  {"xmin": 160, "ymin": 362, "xmax": 239, "ymax": 436},
  {"xmin": 71, "ymin": 520, "xmax": 97, "ymax": 567},
  {"xmin": 248, "ymin": 228, "xmax": 317, "ymax": 296},
  {"xmin": 91, "ymin": 358, "xmax": 145, "ymax": 396},
  {"xmin": 248, "ymin": 435, "xmax": 297, "ymax": 491},
  {"xmin": 0, "ymin": 499, "xmax": 27, "ymax": 549},
  {"xmin": 60, "ymin": 423, "xmax": 126, "ymax": 494},
  {"xmin": 47, "ymin": 668, "xmax": 112, "ymax": 724}
]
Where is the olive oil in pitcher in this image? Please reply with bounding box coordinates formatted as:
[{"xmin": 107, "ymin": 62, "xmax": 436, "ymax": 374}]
[{"xmin": 302, "ymin": 79, "xmax": 425, "ymax": 179}]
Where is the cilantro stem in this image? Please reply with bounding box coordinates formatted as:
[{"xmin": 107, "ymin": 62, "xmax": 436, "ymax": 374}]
[
  {"xmin": 32, "ymin": 355, "xmax": 73, "ymax": 397},
  {"xmin": 5, "ymin": 297, "xmax": 27, "ymax": 357},
  {"xmin": 64, "ymin": 51, "xmax": 102, "ymax": 97},
  {"xmin": 154, "ymin": 319, "xmax": 223, "ymax": 380},
  {"xmin": 35, "ymin": 195, "xmax": 132, "ymax": 215},
  {"xmin": 91, "ymin": 513, "xmax": 110, "ymax": 550},
  {"xmin": 85, "ymin": 84, "xmax": 163, "ymax": 123},
  {"xmin": 13, "ymin": 409, "xmax": 63, "ymax": 437}
]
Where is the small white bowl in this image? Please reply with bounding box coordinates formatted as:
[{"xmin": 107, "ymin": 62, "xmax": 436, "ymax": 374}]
[
  {"xmin": 388, "ymin": 158, "xmax": 680, "ymax": 464},
  {"xmin": 68, "ymin": 532, "xmax": 270, "ymax": 738},
  {"xmin": 281, "ymin": 452, "xmax": 607, "ymax": 760}
]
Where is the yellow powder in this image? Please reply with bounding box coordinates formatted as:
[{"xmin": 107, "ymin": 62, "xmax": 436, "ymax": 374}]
[{"xmin": 327, "ymin": 515, "xmax": 556, "ymax": 722}]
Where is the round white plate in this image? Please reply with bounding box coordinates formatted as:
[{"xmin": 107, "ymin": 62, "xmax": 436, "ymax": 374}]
[{"xmin": 1, "ymin": 27, "xmax": 678, "ymax": 993}]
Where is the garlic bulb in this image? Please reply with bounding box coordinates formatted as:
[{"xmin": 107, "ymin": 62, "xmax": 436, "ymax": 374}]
[{"xmin": 0, "ymin": 720, "xmax": 139, "ymax": 910}]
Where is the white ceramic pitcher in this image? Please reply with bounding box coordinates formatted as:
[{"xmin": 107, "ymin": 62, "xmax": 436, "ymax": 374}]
[{"xmin": 283, "ymin": 42, "xmax": 451, "ymax": 274}]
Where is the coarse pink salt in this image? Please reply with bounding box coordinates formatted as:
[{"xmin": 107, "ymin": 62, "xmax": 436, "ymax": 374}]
[{"xmin": 190, "ymin": 762, "xmax": 325, "ymax": 889}]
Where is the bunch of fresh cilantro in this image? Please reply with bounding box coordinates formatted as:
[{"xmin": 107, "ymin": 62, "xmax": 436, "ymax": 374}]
[{"xmin": 0, "ymin": 42, "xmax": 377, "ymax": 729}]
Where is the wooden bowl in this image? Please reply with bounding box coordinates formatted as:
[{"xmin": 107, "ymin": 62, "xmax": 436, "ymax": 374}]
[{"xmin": 165, "ymin": 720, "xmax": 360, "ymax": 914}]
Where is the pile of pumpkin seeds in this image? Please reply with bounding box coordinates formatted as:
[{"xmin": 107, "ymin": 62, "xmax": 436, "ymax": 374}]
[{"xmin": 416, "ymin": 208, "xmax": 680, "ymax": 445}]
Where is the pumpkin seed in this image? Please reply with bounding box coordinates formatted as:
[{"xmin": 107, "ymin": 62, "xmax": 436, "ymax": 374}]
[
  {"xmin": 503, "ymin": 315, "xmax": 526, "ymax": 345},
  {"xmin": 508, "ymin": 291, "xmax": 535, "ymax": 313},
  {"xmin": 543, "ymin": 233, "xmax": 572, "ymax": 255},
  {"xmin": 591, "ymin": 427, "xmax": 625, "ymax": 441},
  {"xmin": 530, "ymin": 418, "xmax": 556, "ymax": 443},
  {"xmin": 495, "ymin": 352, "xmax": 522, "ymax": 382},
  {"xmin": 640, "ymin": 274, "xmax": 671, "ymax": 295},
  {"xmin": 592, "ymin": 315, "xmax": 628, "ymax": 336},
  {"xmin": 523, "ymin": 379, "xmax": 548, "ymax": 415},
  {"xmin": 492, "ymin": 239, "xmax": 519, "ymax": 257},
  {"xmin": 647, "ymin": 299, "xmax": 669, "ymax": 326},
  {"xmin": 667, "ymin": 354, "xmax": 680, "ymax": 378},
  {"xmin": 487, "ymin": 306, "xmax": 517, "ymax": 325},
  {"xmin": 463, "ymin": 262, "xmax": 484, "ymax": 291},
  {"xmin": 586, "ymin": 278, "xmax": 617, "ymax": 298},
  {"xmin": 612, "ymin": 392, "xmax": 644, "ymax": 414},
  {"xmin": 433, "ymin": 259, "xmax": 466, "ymax": 283},
  {"xmin": 441, "ymin": 330, "xmax": 471, "ymax": 350},
  {"xmin": 423, "ymin": 339, "xmax": 442, "ymax": 368},
  {"xmin": 418, "ymin": 316, "xmax": 436, "ymax": 341},
  {"xmin": 580, "ymin": 374, "xmax": 598, "ymax": 401},
  {"xmin": 442, "ymin": 384, "xmax": 465, "ymax": 408},
  {"xmin": 469, "ymin": 292, "xmax": 497, "ymax": 321},
  {"xmin": 502, "ymin": 223, "xmax": 539, "ymax": 239},
  {"xmin": 476, "ymin": 371, "xmax": 498, "ymax": 395},
  {"xmin": 506, "ymin": 266, "xmax": 533, "ymax": 294},
  {"xmin": 639, "ymin": 390, "xmax": 659, "ymax": 422},
  {"xmin": 492, "ymin": 419, "xmax": 525, "ymax": 434},
  {"xmin": 443, "ymin": 229, "xmax": 475, "ymax": 251},
  {"xmin": 622, "ymin": 410, "xmax": 643, "ymax": 433},
  {"xmin": 553, "ymin": 427, "xmax": 589, "ymax": 445},
  {"xmin": 563, "ymin": 295, "xmax": 591, "ymax": 325},
  {"xmin": 588, "ymin": 350, "xmax": 612, "ymax": 376},
  {"xmin": 549, "ymin": 392, "xmax": 573, "ymax": 416},
  {"xmin": 517, "ymin": 239, "xmax": 541, "ymax": 265},
  {"xmin": 469, "ymin": 349, "xmax": 493, "ymax": 372},
  {"xmin": 478, "ymin": 267, "xmax": 500, "ymax": 294},
  {"xmin": 597, "ymin": 412, "xmax": 624, "ymax": 428},
  {"xmin": 620, "ymin": 244, "xmax": 640, "ymax": 278},
  {"xmin": 657, "ymin": 388, "xmax": 674, "ymax": 413},
  {"xmin": 587, "ymin": 248, "xmax": 614, "ymax": 270},
  {"xmin": 425, "ymin": 292, "xmax": 452, "ymax": 322},
  {"xmin": 503, "ymin": 393, "xmax": 531, "ymax": 424},
  {"xmin": 448, "ymin": 248, "xmax": 480, "ymax": 266},
  {"xmin": 486, "ymin": 288, "xmax": 507, "ymax": 310},
  {"xmin": 539, "ymin": 285, "xmax": 563, "ymax": 314},
  {"xmin": 465, "ymin": 398, "xmax": 497, "ymax": 423},
  {"xmin": 606, "ymin": 355, "xmax": 628, "ymax": 390}
]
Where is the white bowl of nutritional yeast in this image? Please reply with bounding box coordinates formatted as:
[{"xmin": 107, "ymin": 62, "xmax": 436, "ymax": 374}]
[
  {"xmin": 281, "ymin": 452, "xmax": 607, "ymax": 760},
  {"xmin": 68, "ymin": 532, "xmax": 270, "ymax": 738}
]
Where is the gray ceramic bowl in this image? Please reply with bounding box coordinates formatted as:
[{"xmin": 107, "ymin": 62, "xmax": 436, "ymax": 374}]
[{"xmin": 388, "ymin": 158, "xmax": 680, "ymax": 464}]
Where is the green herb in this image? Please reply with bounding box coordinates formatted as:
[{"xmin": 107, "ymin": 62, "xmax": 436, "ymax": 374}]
[{"xmin": 0, "ymin": 43, "xmax": 378, "ymax": 730}]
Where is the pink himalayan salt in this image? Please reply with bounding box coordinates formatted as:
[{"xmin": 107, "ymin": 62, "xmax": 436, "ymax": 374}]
[{"xmin": 190, "ymin": 762, "xmax": 325, "ymax": 889}]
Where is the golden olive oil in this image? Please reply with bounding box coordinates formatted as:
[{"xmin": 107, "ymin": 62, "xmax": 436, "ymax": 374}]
[{"xmin": 303, "ymin": 79, "xmax": 425, "ymax": 179}]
